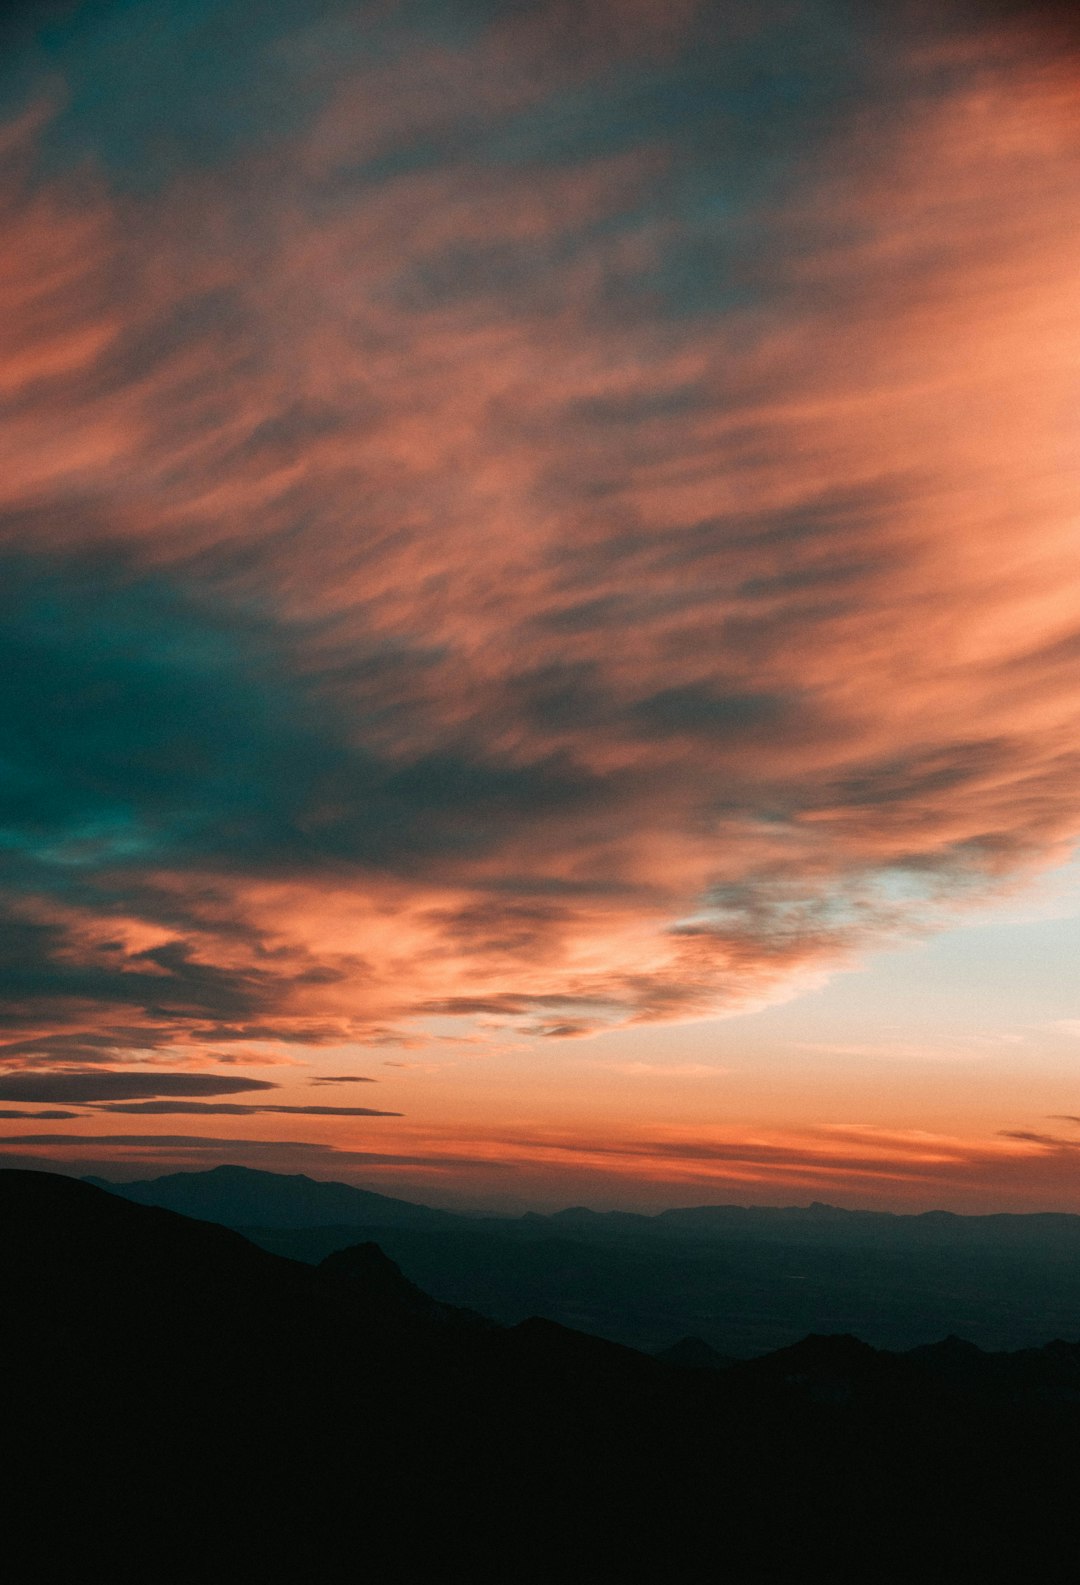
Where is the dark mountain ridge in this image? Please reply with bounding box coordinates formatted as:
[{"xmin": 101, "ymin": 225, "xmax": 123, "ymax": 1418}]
[{"xmin": 7, "ymin": 1167, "xmax": 1080, "ymax": 1581}]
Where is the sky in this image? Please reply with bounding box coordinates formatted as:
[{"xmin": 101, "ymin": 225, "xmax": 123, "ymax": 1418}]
[{"xmin": 1, "ymin": 0, "xmax": 1080, "ymax": 1213}]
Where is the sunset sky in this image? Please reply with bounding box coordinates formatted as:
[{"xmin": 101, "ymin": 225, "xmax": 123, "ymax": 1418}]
[{"xmin": 2, "ymin": 0, "xmax": 1080, "ymax": 1212}]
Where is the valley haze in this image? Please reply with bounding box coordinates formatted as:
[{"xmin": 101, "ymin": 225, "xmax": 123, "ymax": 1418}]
[{"xmin": 79, "ymin": 1163, "xmax": 1080, "ymax": 1358}]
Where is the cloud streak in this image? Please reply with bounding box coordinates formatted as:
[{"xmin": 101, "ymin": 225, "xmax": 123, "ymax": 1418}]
[
  {"xmin": 0, "ymin": 1072, "xmax": 278, "ymax": 1103},
  {"xmin": 92, "ymin": 1102, "xmax": 401, "ymax": 1116}
]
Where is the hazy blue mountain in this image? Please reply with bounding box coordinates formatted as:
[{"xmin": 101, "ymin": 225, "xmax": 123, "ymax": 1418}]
[
  {"xmin": 85, "ymin": 1161, "xmax": 459, "ymax": 1228},
  {"xmin": 554, "ymin": 1198, "xmax": 1080, "ymax": 1252}
]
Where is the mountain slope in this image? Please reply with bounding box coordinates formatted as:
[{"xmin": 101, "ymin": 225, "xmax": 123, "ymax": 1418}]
[
  {"xmin": 7, "ymin": 1167, "xmax": 1080, "ymax": 1582},
  {"xmin": 1, "ymin": 1169, "xmax": 686, "ymax": 1584}
]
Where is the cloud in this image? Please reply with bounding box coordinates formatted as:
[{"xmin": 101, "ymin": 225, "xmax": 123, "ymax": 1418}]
[
  {"xmin": 999, "ymin": 1127, "xmax": 1080, "ymax": 1150},
  {"xmin": 93, "ymin": 1102, "xmax": 401, "ymax": 1116},
  {"xmin": 0, "ymin": 1134, "xmax": 340, "ymax": 1149},
  {"xmin": 0, "ymin": 0, "xmax": 1078, "ymax": 1077},
  {"xmin": 0, "ymin": 1108, "xmax": 79, "ymax": 1119},
  {"xmin": 5, "ymin": 1115, "xmax": 1075, "ymax": 1213},
  {"xmin": 366, "ymin": 1118, "xmax": 1080, "ymax": 1208},
  {"xmin": 791, "ymin": 1035, "xmax": 1021, "ymax": 1066},
  {"xmin": 308, "ymin": 1075, "xmax": 377, "ymax": 1086},
  {"xmin": 998, "ymin": 1129, "xmax": 1071, "ymax": 1147},
  {"xmin": 0, "ymin": 1072, "xmax": 278, "ymax": 1103},
  {"xmin": 590, "ymin": 1061, "xmax": 728, "ymax": 1078},
  {"xmin": 0, "ymin": 1134, "xmax": 506, "ymax": 1174},
  {"xmin": 0, "ymin": 1032, "xmax": 161, "ymax": 1066},
  {"xmin": 10, "ymin": 1070, "xmax": 1080, "ymax": 1209}
]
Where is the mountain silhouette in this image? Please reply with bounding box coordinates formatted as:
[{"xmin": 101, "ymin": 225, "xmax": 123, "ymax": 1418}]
[{"xmin": 7, "ymin": 1167, "xmax": 1080, "ymax": 1581}]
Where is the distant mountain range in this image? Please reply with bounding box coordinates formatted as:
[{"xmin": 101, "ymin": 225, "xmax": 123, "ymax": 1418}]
[
  {"xmin": 7, "ymin": 1166, "xmax": 1080, "ymax": 1582},
  {"xmin": 88, "ymin": 1165, "xmax": 1080, "ymax": 1356},
  {"xmin": 91, "ymin": 1162, "xmax": 1080, "ymax": 1247}
]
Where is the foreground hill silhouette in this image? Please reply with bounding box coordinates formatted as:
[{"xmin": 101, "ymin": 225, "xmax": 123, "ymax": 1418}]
[
  {"xmin": 7, "ymin": 1170, "xmax": 1080, "ymax": 1581},
  {"xmin": 94, "ymin": 1164, "xmax": 1080, "ymax": 1354}
]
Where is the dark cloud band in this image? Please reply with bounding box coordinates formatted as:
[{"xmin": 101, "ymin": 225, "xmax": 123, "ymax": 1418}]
[{"xmin": 0, "ymin": 1073, "xmax": 279, "ymax": 1103}]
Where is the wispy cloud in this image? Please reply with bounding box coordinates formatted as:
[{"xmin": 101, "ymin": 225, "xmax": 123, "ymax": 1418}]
[
  {"xmin": 791, "ymin": 1033, "xmax": 1026, "ymax": 1065},
  {"xmin": 588, "ymin": 1061, "xmax": 729, "ymax": 1079},
  {"xmin": 5, "ymin": 1114, "xmax": 1078, "ymax": 1212}
]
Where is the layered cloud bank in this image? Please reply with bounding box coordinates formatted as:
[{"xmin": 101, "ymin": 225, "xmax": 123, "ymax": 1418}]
[{"xmin": 0, "ymin": 0, "xmax": 1078, "ymax": 1108}]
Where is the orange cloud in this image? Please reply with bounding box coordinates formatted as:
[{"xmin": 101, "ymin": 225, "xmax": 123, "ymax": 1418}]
[{"xmin": 0, "ymin": 3, "xmax": 1078, "ymax": 1077}]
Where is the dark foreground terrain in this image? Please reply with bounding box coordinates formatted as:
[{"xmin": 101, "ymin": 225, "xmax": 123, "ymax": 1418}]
[{"xmin": 6, "ymin": 1168, "xmax": 1080, "ymax": 1583}]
